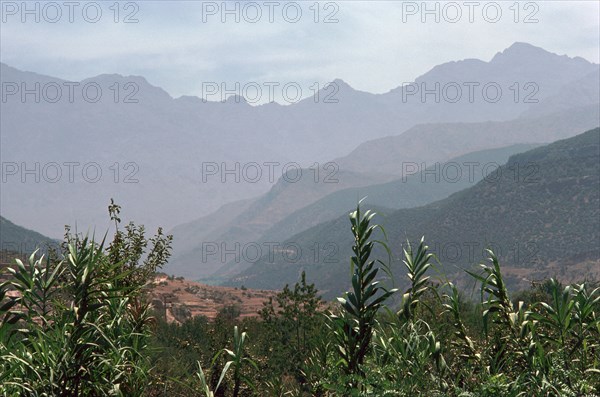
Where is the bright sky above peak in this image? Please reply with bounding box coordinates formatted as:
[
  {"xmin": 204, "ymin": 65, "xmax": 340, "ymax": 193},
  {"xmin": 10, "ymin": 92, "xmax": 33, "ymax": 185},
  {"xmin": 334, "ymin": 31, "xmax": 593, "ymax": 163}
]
[{"xmin": 1, "ymin": 1, "xmax": 598, "ymax": 103}]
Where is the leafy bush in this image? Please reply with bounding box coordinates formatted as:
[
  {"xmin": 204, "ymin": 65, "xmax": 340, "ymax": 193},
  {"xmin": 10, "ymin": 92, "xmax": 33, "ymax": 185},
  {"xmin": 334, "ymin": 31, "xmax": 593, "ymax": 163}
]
[
  {"xmin": 0, "ymin": 202, "xmax": 172, "ymax": 396},
  {"xmin": 3, "ymin": 202, "xmax": 598, "ymax": 396}
]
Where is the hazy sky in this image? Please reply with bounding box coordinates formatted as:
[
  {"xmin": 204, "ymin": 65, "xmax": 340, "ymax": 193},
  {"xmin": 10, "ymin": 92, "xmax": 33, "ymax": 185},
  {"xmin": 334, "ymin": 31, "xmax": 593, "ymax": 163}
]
[{"xmin": 1, "ymin": 1, "xmax": 599, "ymax": 102}]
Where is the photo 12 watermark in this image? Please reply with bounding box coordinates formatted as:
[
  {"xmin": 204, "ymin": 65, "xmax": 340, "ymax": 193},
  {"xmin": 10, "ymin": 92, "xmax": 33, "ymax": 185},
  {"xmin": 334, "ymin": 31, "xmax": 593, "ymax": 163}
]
[
  {"xmin": 202, "ymin": 81, "xmax": 339, "ymax": 104},
  {"xmin": 400, "ymin": 81, "xmax": 539, "ymax": 104},
  {"xmin": 400, "ymin": 240, "xmax": 540, "ymax": 266},
  {"xmin": 199, "ymin": 241, "xmax": 339, "ymax": 264},
  {"xmin": 0, "ymin": 240, "xmax": 60, "ymax": 256},
  {"xmin": 200, "ymin": 1, "xmax": 340, "ymax": 24},
  {"xmin": 1, "ymin": 1, "xmax": 140, "ymax": 23},
  {"xmin": 1, "ymin": 80, "xmax": 140, "ymax": 104},
  {"xmin": 201, "ymin": 161, "xmax": 339, "ymax": 184},
  {"xmin": 401, "ymin": 161, "xmax": 541, "ymax": 184},
  {"xmin": 1, "ymin": 161, "xmax": 140, "ymax": 184},
  {"xmin": 400, "ymin": 1, "xmax": 539, "ymax": 24}
]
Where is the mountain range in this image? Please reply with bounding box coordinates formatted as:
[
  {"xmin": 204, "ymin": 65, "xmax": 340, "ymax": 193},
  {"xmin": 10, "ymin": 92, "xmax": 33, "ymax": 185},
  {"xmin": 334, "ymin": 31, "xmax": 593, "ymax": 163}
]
[
  {"xmin": 167, "ymin": 103, "xmax": 599, "ymax": 281},
  {"xmin": 1, "ymin": 42, "xmax": 599, "ymax": 295},
  {"xmin": 223, "ymin": 128, "xmax": 600, "ymax": 298},
  {"xmin": 1, "ymin": 42, "xmax": 598, "ymax": 239},
  {"xmin": 172, "ymin": 143, "xmax": 539, "ymax": 280}
]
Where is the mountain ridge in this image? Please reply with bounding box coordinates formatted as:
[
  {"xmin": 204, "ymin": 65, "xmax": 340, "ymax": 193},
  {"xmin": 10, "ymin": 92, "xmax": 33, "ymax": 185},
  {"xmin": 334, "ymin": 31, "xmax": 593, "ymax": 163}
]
[
  {"xmin": 3, "ymin": 42, "xmax": 598, "ymax": 238},
  {"xmin": 224, "ymin": 128, "xmax": 600, "ymax": 298}
]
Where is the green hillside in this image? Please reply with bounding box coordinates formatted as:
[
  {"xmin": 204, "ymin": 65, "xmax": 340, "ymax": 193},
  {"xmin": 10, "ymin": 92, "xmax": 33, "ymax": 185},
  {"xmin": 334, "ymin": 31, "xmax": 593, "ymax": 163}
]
[
  {"xmin": 168, "ymin": 168, "xmax": 390, "ymax": 279},
  {"xmin": 226, "ymin": 128, "xmax": 600, "ymax": 298},
  {"xmin": 0, "ymin": 216, "xmax": 56, "ymax": 255},
  {"xmin": 260, "ymin": 144, "xmax": 539, "ymax": 243},
  {"xmin": 0, "ymin": 217, "xmax": 57, "ymax": 268},
  {"xmin": 165, "ymin": 198, "xmax": 255, "ymax": 278},
  {"xmin": 167, "ymin": 104, "xmax": 600, "ymax": 282}
]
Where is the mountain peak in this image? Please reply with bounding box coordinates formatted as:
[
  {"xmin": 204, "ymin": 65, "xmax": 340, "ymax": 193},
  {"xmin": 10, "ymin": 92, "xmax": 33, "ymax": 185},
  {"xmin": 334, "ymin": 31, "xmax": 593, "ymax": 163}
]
[
  {"xmin": 223, "ymin": 94, "xmax": 248, "ymax": 105},
  {"xmin": 82, "ymin": 73, "xmax": 173, "ymax": 100},
  {"xmin": 330, "ymin": 78, "xmax": 353, "ymax": 90},
  {"xmin": 507, "ymin": 41, "xmax": 542, "ymax": 51},
  {"xmin": 490, "ymin": 42, "xmax": 588, "ymax": 65},
  {"xmin": 300, "ymin": 78, "xmax": 356, "ymax": 105}
]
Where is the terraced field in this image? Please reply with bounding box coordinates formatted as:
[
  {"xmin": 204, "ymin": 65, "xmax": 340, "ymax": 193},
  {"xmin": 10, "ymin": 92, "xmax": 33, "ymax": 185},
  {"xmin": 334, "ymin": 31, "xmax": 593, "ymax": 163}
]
[{"xmin": 148, "ymin": 275, "xmax": 278, "ymax": 323}]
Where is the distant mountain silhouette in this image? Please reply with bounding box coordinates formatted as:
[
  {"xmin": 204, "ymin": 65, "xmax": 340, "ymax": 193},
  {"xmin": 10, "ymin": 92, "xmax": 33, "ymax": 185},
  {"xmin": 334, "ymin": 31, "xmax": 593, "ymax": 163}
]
[
  {"xmin": 335, "ymin": 104, "xmax": 599, "ymax": 176},
  {"xmin": 1, "ymin": 42, "xmax": 598, "ymax": 239},
  {"xmin": 169, "ymin": 103, "xmax": 599, "ymax": 280},
  {"xmin": 225, "ymin": 128, "xmax": 600, "ymax": 298}
]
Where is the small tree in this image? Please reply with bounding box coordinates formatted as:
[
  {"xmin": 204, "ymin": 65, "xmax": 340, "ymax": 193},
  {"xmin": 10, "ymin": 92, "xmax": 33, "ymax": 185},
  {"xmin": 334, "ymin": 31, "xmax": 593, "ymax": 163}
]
[{"xmin": 259, "ymin": 271, "xmax": 322, "ymax": 378}]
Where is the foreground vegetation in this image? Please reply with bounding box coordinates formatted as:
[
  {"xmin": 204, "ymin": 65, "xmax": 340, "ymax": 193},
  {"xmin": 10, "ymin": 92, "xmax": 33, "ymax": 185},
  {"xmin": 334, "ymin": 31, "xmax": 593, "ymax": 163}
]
[{"xmin": 1, "ymin": 203, "xmax": 599, "ymax": 396}]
